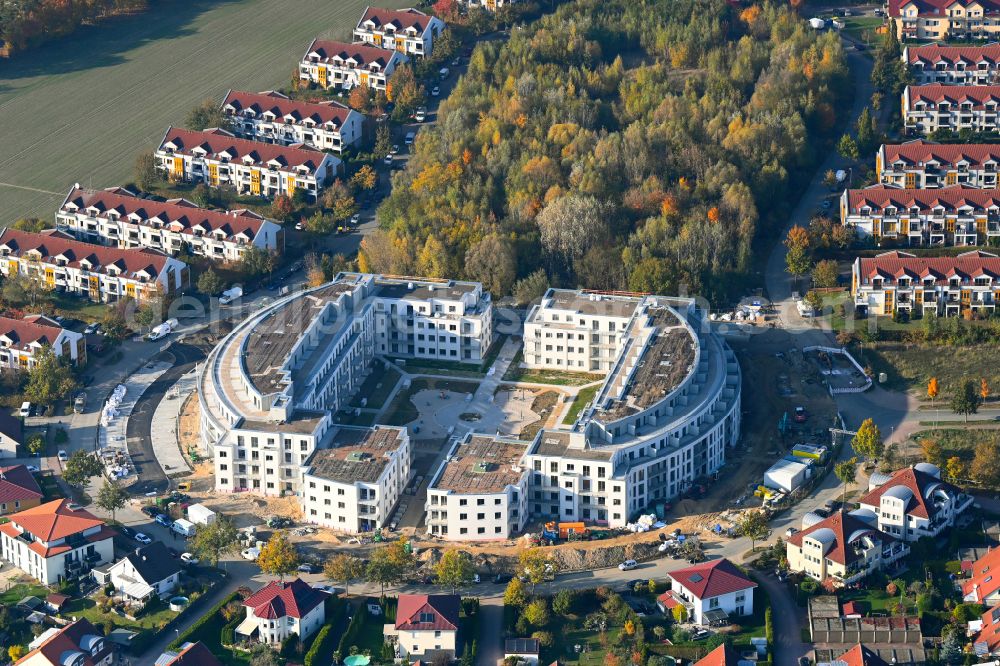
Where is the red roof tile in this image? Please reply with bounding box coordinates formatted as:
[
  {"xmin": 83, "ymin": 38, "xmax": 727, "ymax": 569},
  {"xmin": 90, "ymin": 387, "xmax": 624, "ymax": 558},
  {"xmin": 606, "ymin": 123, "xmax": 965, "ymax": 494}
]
[
  {"xmin": 786, "ymin": 511, "xmax": 894, "ymax": 566},
  {"xmin": 61, "ymin": 186, "xmax": 269, "ymax": 241},
  {"xmin": 667, "ymin": 558, "xmax": 756, "ymax": 600},
  {"xmin": 395, "ymin": 594, "xmax": 460, "ymax": 631},
  {"xmin": 0, "ymin": 228, "xmax": 171, "ymax": 279},
  {"xmin": 906, "ymin": 43, "xmax": 1000, "ymax": 65},
  {"xmin": 5, "ymin": 498, "xmax": 105, "ymax": 541},
  {"xmin": 163, "ymin": 641, "xmax": 223, "ymax": 666},
  {"xmin": 159, "ymin": 127, "xmax": 327, "ymax": 174},
  {"xmin": 963, "ymin": 547, "xmax": 1000, "ymax": 602},
  {"xmin": 0, "ymin": 465, "xmax": 42, "ymax": 505},
  {"xmin": 303, "ymin": 39, "xmax": 397, "ymax": 68},
  {"xmin": 857, "ymin": 250, "xmax": 1000, "ymax": 286},
  {"xmin": 243, "ymin": 579, "xmax": 324, "ymax": 620},
  {"xmin": 15, "ymin": 619, "xmax": 111, "ymax": 666},
  {"xmin": 846, "ymin": 185, "xmax": 1000, "ymax": 212},
  {"xmin": 859, "ymin": 467, "xmax": 961, "ymax": 520},
  {"xmin": 837, "ymin": 644, "xmax": 891, "ymax": 666},
  {"xmin": 882, "ymin": 140, "xmax": 1000, "ymax": 169},
  {"xmin": 358, "ymin": 6, "xmax": 433, "ymax": 33},
  {"xmin": 222, "ymin": 90, "xmax": 355, "ymax": 128},
  {"xmin": 907, "ymin": 84, "xmax": 1000, "ymax": 108},
  {"xmin": 693, "ymin": 644, "xmax": 742, "ymax": 666},
  {"xmin": 977, "ymin": 606, "xmax": 1000, "ymax": 654},
  {"xmin": 0, "ymin": 315, "xmax": 64, "ymax": 353}
]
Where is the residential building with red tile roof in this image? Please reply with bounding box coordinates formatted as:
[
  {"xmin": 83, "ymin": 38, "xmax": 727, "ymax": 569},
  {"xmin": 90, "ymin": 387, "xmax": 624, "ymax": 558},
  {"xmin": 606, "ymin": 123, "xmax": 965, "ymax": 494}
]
[
  {"xmin": 0, "ymin": 499, "xmax": 115, "ymax": 584},
  {"xmin": 56, "ymin": 185, "xmax": 282, "ymax": 262},
  {"xmin": 221, "ymin": 90, "xmax": 364, "ymax": 154},
  {"xmin": 963, "ymin": 547, "xmax": 1000, "ymax": 604},
  {"xmin": 902, "ymin": 84, "xmax": 1000, "ymax": 136},
  {"xmin": 298, "ymin": 39, "xmax": 407, "ymax": 91},
  {"xmin": 889, "ymin": 0, "xmax": 1000, "ymax": 41},
  {"xmin": 877, "ymin": 141, "xmax": 1000, "ymax": 189},
  {"xmin": 0, "ymin": 314, "xmax": 85, "ymax": 372},
  {"xmin": 851, "ymin": 250, "xmax": 1000, "ymax": 317},
  {"xmin": 154, "ymin": 641, "xmax": 222, "ymax": 666},
  {"xmin": 0, "ymin": 228, "xmax": 187, "ymax": 303},
  {"xmin": 0, "ymin": 465, "xmax": 42, "ymax": 514},
  {"xmin": 353, "ymin": 7, "xmax": 445, "ymax": 57},
  {"xmin": 839, "ymin": 184, "xmax": 1000, "ymax": 246},
  {"xmin": 664, "ymin": 558, "xmax": 756, "ymax": 625},
  {"xmin": 155, "ymin": 127, "xmax": 339, "ymax": 202},
  {"xmin": 17, "ymin": 619, "xmax": 113, "ymax": 666},
  {"xmin": 785, "ymin": 510, "xmax": 907, "ymax": 586},
  {"xmin": 834, "ymin": 644, "xmax": 891, "ymax": 666},
  {"xmin": 235, "ymin": 579, "xmax": 327, "ymax": 645},
  {"xmin": 904, "ymin": 44, "xmax": 1000, "ymax": 85},
  {"xmin": 975, "ymin": 605, "xmax": 1000, "ymax": 656},
  {"xmin": 386, "ymin": 594, "xmax": 460, "ymax": 660},
  {"xmin": 859, "ymin": 463, "xmax": 973, "ymax": 542},
  {"xmin": 693, "ymin": 644, "xmax": 742, "ymax": 666}
]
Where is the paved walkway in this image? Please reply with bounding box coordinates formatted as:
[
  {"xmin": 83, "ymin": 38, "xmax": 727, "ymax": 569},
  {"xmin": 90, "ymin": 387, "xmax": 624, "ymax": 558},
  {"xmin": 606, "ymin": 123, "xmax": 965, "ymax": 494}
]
[
  {"xmin": 754, "ymin": 571, "xmax": 809, "ymax": 666},
  {"xmin": 149, "ymin": 369, "xmax": 198, "ymax": 476}
]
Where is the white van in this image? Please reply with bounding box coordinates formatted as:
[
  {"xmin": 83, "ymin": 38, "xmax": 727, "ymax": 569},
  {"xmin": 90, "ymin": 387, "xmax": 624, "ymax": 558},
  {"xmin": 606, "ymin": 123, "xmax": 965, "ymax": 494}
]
[
  {"xmin": 19, "ymin": 402, "xmax": 31, "ymax": 417},
  {"xmin": 171, "ymin": 518, "xmax": 196, "ymax": 538},
  {"xmin": 404, "ymin": 131, "xmax": 416, "ymax": 146},
  {"xmin": 439, "ymin": 67, "xmax": 450, "ymax": 79}
]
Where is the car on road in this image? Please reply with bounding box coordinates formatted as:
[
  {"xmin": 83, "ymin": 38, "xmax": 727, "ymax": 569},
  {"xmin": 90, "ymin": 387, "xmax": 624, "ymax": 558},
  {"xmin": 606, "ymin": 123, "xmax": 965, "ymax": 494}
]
[
  {"xmin": 141, "ymin": 505, "xmax": 162, "ymax": 518},
  {"xmin": 73, "ymin": 393, "xmax": 87, "ymax": 413},
  {"xmin": 439, "ymin": 67, "xmax": 450, "ymax": 79},
  {"xmin": 350, "ymin": 213, "xmax": 360, "ymax": 226},
  {"xmin": 431, "ymin": 86, "xmax": 440, "ymax": 97},
  {"xmin": 180, "ymin": 553, "xmax": 199, "ymax": 565},
  {"xmin": 383, "ymin": 154, "xmax": 393, "ymax": 165},
  {"xmin": 390, "ymin": 144, "xmax": 399, "ymax": 155},
  {"xmin": 155, "ymin": 514, "xmax": 173, "ymax": 528},
  {"xmin": 297, "ymin": 563, "xmax": 319, "ymax": 574},
  {"xmin": 57, "ymin": 450, "xmax": 68, "ymax": 462},
  {"xmin": 295, "ymin": 221, "xmax": 303, "ymax": 230},
  {"xmin": 84, "ymin": 322, "xmax": 100, "ymax": 335},
  {"xmin": 134, "ymin": 532, "xmax": 153, "ymax": 545},
  {"xmin": 452, "ymin": 57, "xmax": 461, "ymax": 67},
  {"xmin": 821, "ymin": 199, "xmax": 832, "ymax": 209},
  {"xmin": 794, "ymin": 406, "xmax": 808, "ymax": 423},
  {"xmin": 120, "ymin": 526, "xmax": 136, "ymax": 539},
  {"xmin": 312, "ymin": 584, "xmax": 339, "ymax": 594},
  {"xmin": 405, "ymin": 131, "xmax": 416, "ymax": 146},
  {"xmin": 242, "ymin": 547, "xmax": 261, "ymax": 560},
  {"xmin": 618, "ymin": 559, "xmax": 638, "ymax": 571}
]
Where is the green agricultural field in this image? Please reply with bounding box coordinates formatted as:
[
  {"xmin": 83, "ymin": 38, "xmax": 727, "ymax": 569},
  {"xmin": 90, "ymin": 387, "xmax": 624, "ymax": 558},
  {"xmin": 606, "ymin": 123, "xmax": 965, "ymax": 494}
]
[{"xmin": 0, "ymin": 0, "xmax": 410, "ymax": 221}]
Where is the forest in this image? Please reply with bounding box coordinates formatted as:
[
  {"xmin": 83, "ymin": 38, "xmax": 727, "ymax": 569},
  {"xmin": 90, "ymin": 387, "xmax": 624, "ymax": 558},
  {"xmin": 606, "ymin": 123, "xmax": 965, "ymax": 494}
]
[
  {"xmin": 362, "ymin": 0, "xmax": 852, "ymax": 303},
  {"xmin": 0, "ymin": 0, "xmax": 148, "ymax": 53}
]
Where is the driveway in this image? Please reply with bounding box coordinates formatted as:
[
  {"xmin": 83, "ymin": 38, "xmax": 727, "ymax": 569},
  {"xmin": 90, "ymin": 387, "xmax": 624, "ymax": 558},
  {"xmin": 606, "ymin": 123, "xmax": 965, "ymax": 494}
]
[
  {"xmin": 754, "ymin": 572, "xmax": 809, "ymax": 666},
  {"xmin": 477, "ymin": 598, "xmax": 504, "ymax": 666}
]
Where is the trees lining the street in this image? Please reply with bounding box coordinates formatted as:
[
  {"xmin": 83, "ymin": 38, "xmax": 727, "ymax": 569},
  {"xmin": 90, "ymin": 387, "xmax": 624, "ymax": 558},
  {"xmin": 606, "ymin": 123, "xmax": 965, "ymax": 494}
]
[
  {"xmin": 256, "ymin": 532, "xmax": 300, "ymax": 579},
  {"xmin": 190, "ymin": 516, "xmax": 241, "ymax": 566},
  {"xmin": 95, "ymin": 479, "xmax": 128, "ymax": 522},
  {"xmin": 951, "ymin": 379, "xmax": 981, "ymax": 422},
  {"xmin": 852, "ymin": 418, "xmax": 884, "ymax": 462}
]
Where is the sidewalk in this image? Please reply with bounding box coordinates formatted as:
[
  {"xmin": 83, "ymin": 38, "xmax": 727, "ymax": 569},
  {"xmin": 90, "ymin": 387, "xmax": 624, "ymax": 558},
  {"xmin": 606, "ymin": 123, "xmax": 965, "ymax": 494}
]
[{"xmin": 148, "ymin": 370, "xmax": 198, "ymax": 476}]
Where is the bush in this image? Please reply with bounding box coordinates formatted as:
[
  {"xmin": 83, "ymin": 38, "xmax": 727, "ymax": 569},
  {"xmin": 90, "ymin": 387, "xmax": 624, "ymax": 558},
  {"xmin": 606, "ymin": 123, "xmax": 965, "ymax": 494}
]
[
  {"xmin": 169, "ymin": 591, "xmax": 240, "ymax": 650},
  {"xmin": 221, "ymin": 614, "xmax": 243, "ymax": 646},
  {"xmin": 336, "ymin": 605, "xmax": 366, "ymax": 655},
  {"xmin": 281, "ymin": 633, "xmax": 300, "ymax": 659}
]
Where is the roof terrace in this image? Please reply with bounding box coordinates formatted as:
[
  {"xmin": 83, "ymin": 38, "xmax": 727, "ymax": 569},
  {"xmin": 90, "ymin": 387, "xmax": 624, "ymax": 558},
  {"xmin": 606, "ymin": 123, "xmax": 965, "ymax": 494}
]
[{"xmin": 431, "ymin": 435, "xmax": 529, "ymax": 494}]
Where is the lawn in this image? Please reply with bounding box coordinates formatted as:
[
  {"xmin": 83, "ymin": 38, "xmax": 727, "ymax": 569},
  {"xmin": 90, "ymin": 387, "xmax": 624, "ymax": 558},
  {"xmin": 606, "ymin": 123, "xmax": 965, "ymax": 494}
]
[
  {"xmin": 502, "ymin": 351, "xmax": 604, "ymax": 387},
  {"xmin": 839, "ymin": 16, "xmax": 885, "ymax": 45},
  {"xmin": 860, "ymin": 341, "xmax": 1000, "ymax": 396},
  {"xmin": 350, "ymin": 367, "xmax": 402, "ymax": 409},
  {"xmin": 59, "ymin": 596, "xmax": 179, "ymax": 631},
  {"xmin": 0, "ymin": 0, "xmax": 414, "ymax": 222},
  {"xmin": 0, "ymin": 583, "xmax": 50, "ymax": 606},
  {"xmin": 912, "ymin": 429, "xmax": 1000, "ymax": 466},
  {"xmin": 563, "ymin": 384, "xmax": 601, "ymax": 425},
  {"xmin": 381, "ymin": 377, "xmax": 480, "ymax": 426}
]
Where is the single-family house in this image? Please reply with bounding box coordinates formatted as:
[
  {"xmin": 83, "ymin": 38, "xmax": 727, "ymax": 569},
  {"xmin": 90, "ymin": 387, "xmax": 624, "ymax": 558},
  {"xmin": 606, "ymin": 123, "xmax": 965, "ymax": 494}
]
[
  {"xmin": 859, "ymin": 463, "xmax": 974, "ymax": 542},
  {"xmin": 0, "ymin": 464, "xmax": 43, "ymax": 514},
  {"xmin": 235, "ymin": 579, "xmax": 326, "ymax": 645},
  {"xmin": 964, "ymin": 547, "xmax": 1000, "ymax": 604},
  {"xmin": 154, "ymin": 641, "xmax": 222, "ymax": 666},
  {"xmin": 385, "ymin": 594, "xmax": 460, "ymax": 660},
  {"xmin": 693, "ymin": 644, "xmax": 742, "ymax": 666},
  {"xmin": 17, "ymin": 619, "xmax": 113, "ymax": 666},
  {"xmin": 107, "ymin": 542, "xmax": 182, "ymax": 600},
  {"xmin": 663, "ymin": 558, "xmax": 756, "ymax": 626},
  {"xmin": 504, "ymin": 638, "xmax": 540, "ymax": 666}
]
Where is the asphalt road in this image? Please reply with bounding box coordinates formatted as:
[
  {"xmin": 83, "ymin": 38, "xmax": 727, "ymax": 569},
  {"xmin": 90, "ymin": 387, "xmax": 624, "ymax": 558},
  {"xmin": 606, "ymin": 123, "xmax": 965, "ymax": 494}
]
[{"xmin": 124, "ymin": 342, "xmax": 205, "ymax": 495}]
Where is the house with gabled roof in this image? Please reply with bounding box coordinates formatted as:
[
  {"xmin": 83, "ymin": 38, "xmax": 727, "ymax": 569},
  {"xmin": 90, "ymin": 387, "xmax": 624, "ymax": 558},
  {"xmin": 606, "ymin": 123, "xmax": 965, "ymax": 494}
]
[
  {"xmin": 785, "ymin": 510, "xmax": 908, "ymax": 586},
  {"xmin": 17, "ymin": 619, "xmax": 113, "ymax": 666},
  {"xmin": 155, "ymin": 127, "xmax": 339, "ymax": 202},
  {"xmin": 235, "ymin": 579, "xmax": 327, "ymax": 645},
  {"xmin": 221, "ymin": 90, "xmax": 364, "ymax": 154},
  {"xmin": 851, "ymin": 250, "xmax": 1000, "ymax": 317},
  {"xmin": 962, "ymin": 547, "xmax": 1000, "ymax": 604},
  {"xmin": 859, "ymin": 463, "xmax": 973, "ymax": 542},
  {"xmin": 902, "ymin": 84, "xmax": 1000, "ymax": 136},
  {"xmin": 56, "ymin": 184, "xmax": 282, "ymax": 262},
  {"xmin": 877, "ymin": 140, "xmax": 1000, "ymax": 189},
  {"xmin": 663, "ymin": 558, "xmax": 756, "ymax": 625},
  {"xmin": 385, "ymin": 594, "xmax": 460, "ymax": 660},
  {"xmin": 0, "ymin": 314, "xmax": 85, "ymax": 372},
  {"xmin": 889, "ymin": 0, "xmax": 1000, "ymax": 42},
  {"xmin": 106, "ymin": 542, "xmax": 182, "ymax": 601},
  {"xmin": 693, "ymin": 644, "xmax": 743, "ymax": 666},
  {"xmin": 0, "ymin": 228, "xmax": 186, "ymax": 303},
  {"xmin": 839, "ymin": 184, "xmax": 1000, "ymax": 246},
  {"xmin": 0, "ymin": 499, "xmax": 115, "ymax": 584},
  {"xmin": 904, "ymin": 44, "xmax": 1000, "ymax": 86},
  {"xmin": 353, "ymin": 7, "xmax": 445, "ymax": 57},
  {"xmin": 298, "ymin": 39, "xmax": 406, "ymax": 92},
  {"xmin": 0, "ymin": 464, "xmax": 42, "ymax": 512},
  {"xmin": 154, "ymin": 641, "xmax": 222, "ymax": 666}
]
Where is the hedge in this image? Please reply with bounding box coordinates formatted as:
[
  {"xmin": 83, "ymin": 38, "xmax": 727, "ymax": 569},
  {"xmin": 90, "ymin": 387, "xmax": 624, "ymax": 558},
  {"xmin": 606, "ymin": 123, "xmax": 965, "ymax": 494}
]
[
  {"xmin": 336, "ymin": 606, "xmax": 366, "ymax": 655},
  {"xmin": 168, "ymin": 591, "xmax": 241, "ymax": 651},
  {"xmin": 221, "ymin": 613, "xmax": 243, "ymax": 647},
  {"xmin": 305, "ymin": 599, "xmax": 346, "ymax": 666}
]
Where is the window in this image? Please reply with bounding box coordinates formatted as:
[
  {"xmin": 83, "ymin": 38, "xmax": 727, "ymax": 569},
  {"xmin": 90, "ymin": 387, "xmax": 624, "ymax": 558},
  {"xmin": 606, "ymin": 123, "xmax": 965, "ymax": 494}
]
[{"xmin": 419, "ymin": 612, "xmax": 436, "ymax": 623}]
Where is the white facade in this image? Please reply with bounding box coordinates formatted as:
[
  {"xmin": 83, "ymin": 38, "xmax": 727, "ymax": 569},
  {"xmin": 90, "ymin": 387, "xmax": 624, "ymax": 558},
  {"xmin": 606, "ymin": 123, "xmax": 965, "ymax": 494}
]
[
  {"xmin": 56, "ymin": 185, "xmax": 282, "ymax": 262},
  {"xmin": 905, "ymin": 45, "xmax": 1000, "ymax": 86},
  {"xmin": 353, "ymin": 7, "xmax": 446, "ymax": 58},
  {"xmin": 425, "ymin": 434, "xmax": 530, "ymax": 541},
  {"xmin": 903, "ymin": 85, "xmax": 1000, "ymax": 136},
  {"xmin": 108, "ymin": 554, "xmax": 180, "ymax": 600},
  {"xmin": 302, "ymin": 426, "xmax": 411, "ymax": 532},
  {"xmin": 156, "ymin": 127, "xmax": 339, "ymax": 202},
  {"xmin": 298, "ymin": 40, "xmax": 406, "ymax": 92},
  {"xmin": 858, "ymin": 463, "xmax": 974, "ymax": 542},
  {"xmin": 877, "ymin": 141, "xmax": 1000, "ymax": 189},
  {"xmin": 222, "ymin": 90, "xmax": 364, "ymax": 155},
  {"xmin": 392, "ymin": 627, "xmax": 457, "ymax": 659},
  {"xmin": 0, "ymin": 315, "xmax": 84, "ymax": 371}
]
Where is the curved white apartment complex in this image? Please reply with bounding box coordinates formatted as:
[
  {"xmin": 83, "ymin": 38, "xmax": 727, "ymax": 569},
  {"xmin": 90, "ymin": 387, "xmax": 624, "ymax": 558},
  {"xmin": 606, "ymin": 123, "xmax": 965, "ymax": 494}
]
[
  {"xmin": 199, "ymin": 273, "xmax": 493, "ymax": 527},
  {"xmin": 519, "ymin": 291, "xmax": 741, "ymax": 529}
]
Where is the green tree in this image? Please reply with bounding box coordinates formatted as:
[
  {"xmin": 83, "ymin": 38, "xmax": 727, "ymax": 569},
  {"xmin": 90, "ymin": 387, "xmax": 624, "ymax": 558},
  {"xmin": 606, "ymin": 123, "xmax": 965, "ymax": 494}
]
[
  {"xmin": 96, "ymin": 479, "xmax": 128, "ymax": 522},
  {"xmin": 62, "ymin": 450, "xmax": 102, "ymax": 491},
  {"xmin": 971, "ymin": 440, "xmax": 1000, "ymax": 488},
  {"xmin": 552, "ymin": 589, "xmax": 576, "ymax": 617},
  {"xmin": 135, "ymin": 149, "xmax": 161, "ymax": 191},
  {"xmin": 855, "ymin": 106, "xmax": 876, "ymax": 154},
  {"xmin": 503, "ymin": 576, "xmax": 528, "ymax": 608},
  {"xmin": 812, "ymin": 259, "xmax": 840, "ymax": 288},
  {"xmin": 24, "ymin": 347, "xmax": 76, "ymax": 406},
  {"xmin": 518, "ymin": 547, "xmax": 556, "ymax": 594},
  {"xmin": 186, "ymin": 99, "xmax": 228, "ymax": 131},
  {"xmin": 524, "ymin": 599, "xmax": 550, "ymax": 627},
  {"xmin": 513, "ymin": 270, "xmax": 548, "ymax": 306},
  {"xmin": 2, "ymin": 272, "xmax": 50, "ymax": 308},
  {"xmin": 852, "ymin": 418, "xmax": 884, "ymax": 462},
  {"xmin": 256, "ymin": 532, "xmax": 300, "ymax": 579},
  {"xmin": 190, "ymin": 516, "xmax": 240, "ymax": 566},
  {"xmin": 324, "ymin": 553, "xmax": 364, "ymax": 596},
  {"xmin": 304, "ymin": 211, "xmax": 335, "ymax": 235},
  {"xmin": 239, "ymin": 246, "xmax": 276, "ymax": 278},
  {"xmin": 951, "ymin": 378, "xmax": 981, "ymax": 422},
  {"xmin": 249, "ymin": 643, "xmax": 280, "ymax": 666},
  {"xmin": 197, "ymin": 268, "xmax": 225, "ymax": 295},
  {"xmin": 27, "ymin": 434, "xmax": 45, "ymax": 456},
  {"xmin": 12, "ymin": 218, "xmax": 47, "ymax": 233},
  {"xmin": 671, "ymin": 604, "xmax": 688, "ymax": 623},
  {"xmin": 804, "ymin": 290, "xmax": 824, "ymax": 314},
  {"xmin": 375, "ymin": 124, "xmax": 393, "ymax": 157},
  {"xmin": 837, "ymin": 133, "xmax": 859, "ymax": 161},
  {"xmin": 736, "ymin": 510, "xmax": 769, "ymax": 552},
  {"xmin": 465, "ymin": 234, "xmax": 516, "ymax": 296},
  {"xmin": 434, "ymin": 549, "xmax": 475, "ymax": 593},
  {"xmin": 351, "ymin": 165, "xmax": 378, "ymax": 191},
  {"xmin": 366, "ymin": 544, "xmax": 407, "ymax": 595},
  {"xmin": 101, "ymin": 308, "xmax": 129, "ymax": 342},
  {"xmin": 835, "ymin": 457, "xmax": 858, "ymax": 506}
]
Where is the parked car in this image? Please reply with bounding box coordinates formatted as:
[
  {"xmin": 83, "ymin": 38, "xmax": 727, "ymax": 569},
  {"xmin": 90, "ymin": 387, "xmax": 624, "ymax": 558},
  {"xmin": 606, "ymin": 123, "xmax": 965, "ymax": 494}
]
[
  {"xmin": 134, "ymin": 532, "xmax": 153, "ymax": 545},
  {"xmin": 242, "ymin": 547, "xmax": 261, "ymax": 560},
  {"xmin": 618, "ymin": 559, "xmax": 638, "ymax": 571},
  {"xmin": 297, "ymin": 563, "xmax": 319, "ymax": 574},
  {"xmin": 155, "ymin": 514, "xmax": 173, "ymax": 528},
  {"xmin": 84, "ymin": 322, "xmax": 100, "ymax": 335},
  {"xmin": 785, "ymin": 527, "xmax": 798, "ymax": 538},
  {"xmin": 350, "ymin": 213, "xmax": 360, "ymax": 226},
  {"xmin": 57, "ymin": 450, "xmax": 68, "ymax": 462},
  {"xmin": 141, "ymin": 506, "xmax": 162, "ymax": 518},
  {"xmin": 19, "ymin": 402, "xmax": 31, "ymax": 418},
  {"xmin": 692, "ymin": 629, "xmax": 711, "ymax": 641},
  {"xmin": 180, "ymin": 553, "xmax": 199, "ymax": 565},
  {"xmin": 431, "ymin": 86, "xmax": 440, "ymax": 97},
  {"xmin": 794, "ymin": 406, "xmax": 807, "ymax": 423},
  {"xmin": 267, "ymin": 516, "xmax": 293, "ymax": 529},
  {"xmin": 295, "ymin": 221, "xmax": 303, "ymax": 230},
  {"xmin": 439, "ymin": 67, "xmax": 450, "ymax": 79},
  {"xmin": 383, "ymin": 154, "xmax": 393, "ymax": 165},
  {"xmin": 73, "ymin": 393, "xmax": 87, "ymax": 413},
  {"xmin": 25, "ymin": 465, "xmax": 39, "ymax": 473},
  {"xmin": 472, "ymin": 573, "xmax": 480, "ymax": 584},
  {"xmin": 405, "ymin": 131, "xmax": 416, "ymax": 145},
  {"xmin": 120, "ymin": 526, "xmax": 136, "ymax": 539}
]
